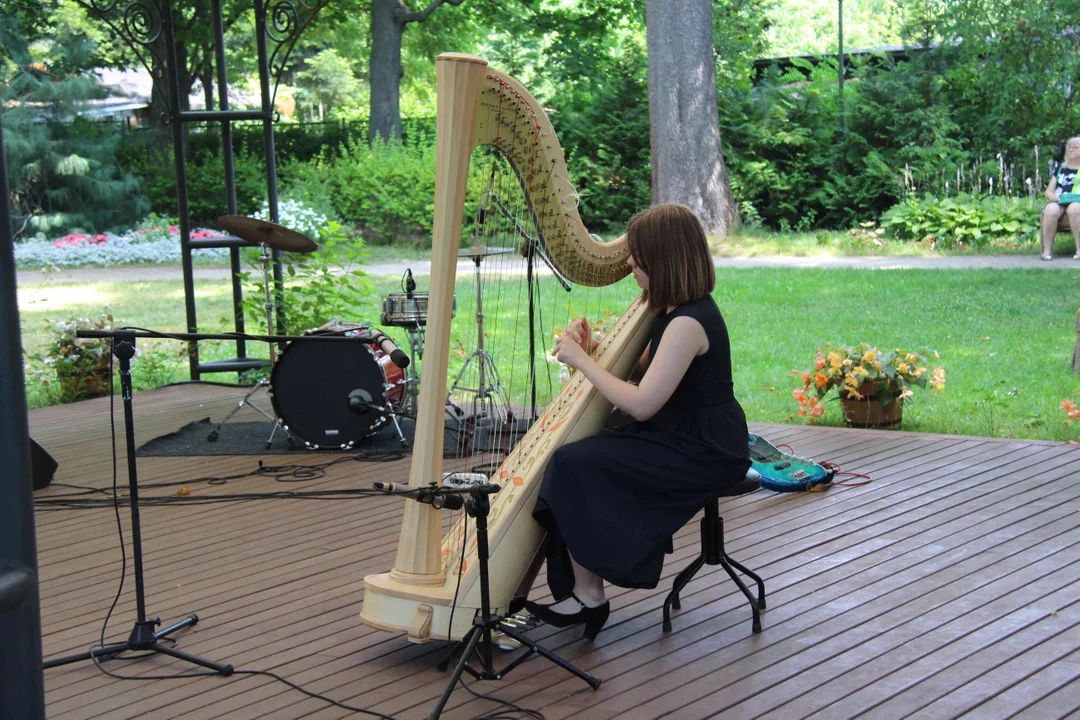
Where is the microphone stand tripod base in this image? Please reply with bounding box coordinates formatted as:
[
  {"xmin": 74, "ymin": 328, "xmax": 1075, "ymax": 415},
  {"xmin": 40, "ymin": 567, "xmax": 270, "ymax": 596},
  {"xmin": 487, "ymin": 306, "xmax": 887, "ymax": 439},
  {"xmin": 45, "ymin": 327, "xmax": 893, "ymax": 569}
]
[
  {"xmin": 426, "ymin": 487, "xmax": 599, "ymax": 719},
  {"xmin": 43, "ymin": 335, "xmax": 232, "ymax": 677}
]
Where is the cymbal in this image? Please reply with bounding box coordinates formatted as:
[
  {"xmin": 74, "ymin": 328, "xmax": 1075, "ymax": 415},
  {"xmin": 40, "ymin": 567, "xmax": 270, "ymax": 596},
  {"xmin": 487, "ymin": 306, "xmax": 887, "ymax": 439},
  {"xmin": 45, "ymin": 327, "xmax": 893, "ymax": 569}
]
[
  {"xmin": 218, "ymin": 215, "xmax": 318, "ymax": 254},
  {"xmin": 458, "ymin": 244, "xmax": 513, "ymax": 259}
]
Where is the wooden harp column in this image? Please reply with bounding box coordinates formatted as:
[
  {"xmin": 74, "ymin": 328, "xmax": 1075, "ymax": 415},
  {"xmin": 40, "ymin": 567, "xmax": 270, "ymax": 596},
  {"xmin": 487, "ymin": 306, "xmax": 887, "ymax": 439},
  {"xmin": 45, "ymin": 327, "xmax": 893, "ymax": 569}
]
[{"xmin": 360, "ymin": 53, "xmax": 656, "ymax": 642}]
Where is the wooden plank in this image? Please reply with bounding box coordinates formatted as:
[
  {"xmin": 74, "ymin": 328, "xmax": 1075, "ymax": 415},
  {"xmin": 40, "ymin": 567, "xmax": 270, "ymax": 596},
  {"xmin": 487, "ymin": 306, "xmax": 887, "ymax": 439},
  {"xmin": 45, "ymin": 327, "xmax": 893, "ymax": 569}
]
[{"xmin": 29, "ymin": 384, "xmax": 1080, "ymax": 720}]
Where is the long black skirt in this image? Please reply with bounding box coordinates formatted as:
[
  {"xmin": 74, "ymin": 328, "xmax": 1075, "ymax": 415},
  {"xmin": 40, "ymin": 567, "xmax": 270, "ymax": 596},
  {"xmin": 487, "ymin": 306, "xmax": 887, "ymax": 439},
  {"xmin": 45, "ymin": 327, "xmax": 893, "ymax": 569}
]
[{"xmin": 532, "ymin": 421, "xmax": 751, "ymax": 599}]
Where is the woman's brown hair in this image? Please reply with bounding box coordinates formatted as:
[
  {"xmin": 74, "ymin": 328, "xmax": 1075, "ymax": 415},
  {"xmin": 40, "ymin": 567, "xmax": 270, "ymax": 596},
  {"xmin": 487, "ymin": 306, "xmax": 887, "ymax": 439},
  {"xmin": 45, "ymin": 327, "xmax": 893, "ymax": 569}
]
[{"xmin": 625, "ymin": 203, "xmax": 715, "ymax": 311}]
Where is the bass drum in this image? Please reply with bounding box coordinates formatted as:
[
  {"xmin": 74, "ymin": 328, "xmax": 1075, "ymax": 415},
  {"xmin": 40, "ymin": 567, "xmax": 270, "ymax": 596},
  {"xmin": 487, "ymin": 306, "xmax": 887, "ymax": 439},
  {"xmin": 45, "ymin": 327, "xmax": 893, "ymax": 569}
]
[{"xmin": 270, "ymin": 337, "xmax": 404, "ymax": 449}]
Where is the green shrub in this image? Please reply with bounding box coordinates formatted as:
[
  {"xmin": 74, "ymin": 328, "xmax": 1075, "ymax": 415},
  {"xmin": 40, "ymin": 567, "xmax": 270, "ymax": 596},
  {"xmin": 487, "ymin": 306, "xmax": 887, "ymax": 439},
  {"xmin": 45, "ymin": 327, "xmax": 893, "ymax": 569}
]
[
  {"xmin": 310, "ymin": 135, "xmax": 438, "ymax": 245},
  {"xmin": 134, "ymin": 146, "xmax": 265, "ymax": 229},
  {"xmin": 881, "ymin": 193, "xmax": 1040, "ymax": 248}
]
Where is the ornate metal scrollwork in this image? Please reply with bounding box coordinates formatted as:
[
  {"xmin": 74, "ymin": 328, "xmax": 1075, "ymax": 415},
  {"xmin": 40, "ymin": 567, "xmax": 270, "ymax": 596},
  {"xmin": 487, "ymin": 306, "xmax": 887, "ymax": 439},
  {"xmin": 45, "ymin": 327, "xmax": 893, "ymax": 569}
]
[
  {"xmin": 263, "ymin": 0, "xmax": 332, "ymax": 108},
  {"xmin": 76, "ymin": 0, "xmax": 170, "ymax": 113}
]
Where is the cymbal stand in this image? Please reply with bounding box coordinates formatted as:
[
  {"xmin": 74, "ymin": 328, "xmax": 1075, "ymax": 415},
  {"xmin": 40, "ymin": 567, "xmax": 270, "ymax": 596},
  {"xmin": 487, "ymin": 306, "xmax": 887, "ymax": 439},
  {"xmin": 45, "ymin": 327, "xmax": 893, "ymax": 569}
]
[
  {"xmin": 207, "ymin": 242, "xmax": 284, "ymax": 448},
  {"xmin": 398, "ymin": 322, "xmax": 424, "ymax": 417},
  {"xmin": 449, "ymin": 253, "xmax": 509, "ymax": 452}
]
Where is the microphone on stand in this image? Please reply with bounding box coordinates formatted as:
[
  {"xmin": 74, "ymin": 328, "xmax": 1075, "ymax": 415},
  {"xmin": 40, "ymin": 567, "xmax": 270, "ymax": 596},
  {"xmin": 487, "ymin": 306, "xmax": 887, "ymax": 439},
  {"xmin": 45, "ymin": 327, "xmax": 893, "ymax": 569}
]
[
  {"xmin": 371, "ymin": 329, "xmax": 410, "ymax": 369},
  {"xmin": 405, "ymin": 268, "xmax": 416, "ymax": 298}
]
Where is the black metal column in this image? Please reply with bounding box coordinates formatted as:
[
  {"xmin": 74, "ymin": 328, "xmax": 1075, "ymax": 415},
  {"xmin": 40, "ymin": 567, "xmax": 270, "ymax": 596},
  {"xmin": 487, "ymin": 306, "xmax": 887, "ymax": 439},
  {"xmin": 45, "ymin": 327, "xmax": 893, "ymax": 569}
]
[
  {"xmin": 0, "ymin": 104, "xmax": 48, "ymax": 720},
  {"xmin": 213, "ymin": 0, "xmax": 247, "ymax": 359},
  {"xmin": 162, "ymin": 0, "xmax": 202, "ymax": 378},
  {"xmin": 254, "ymin": 0, "xmax": 287, "ymax": 340}
]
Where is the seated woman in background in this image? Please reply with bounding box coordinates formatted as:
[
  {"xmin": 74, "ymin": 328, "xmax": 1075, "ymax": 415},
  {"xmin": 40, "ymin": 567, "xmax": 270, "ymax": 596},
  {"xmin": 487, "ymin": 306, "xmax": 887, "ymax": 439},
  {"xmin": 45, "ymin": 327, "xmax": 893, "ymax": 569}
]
[{"xmin": 1040, "ymin": 137, "xmax": 1080, "ymax": 261}]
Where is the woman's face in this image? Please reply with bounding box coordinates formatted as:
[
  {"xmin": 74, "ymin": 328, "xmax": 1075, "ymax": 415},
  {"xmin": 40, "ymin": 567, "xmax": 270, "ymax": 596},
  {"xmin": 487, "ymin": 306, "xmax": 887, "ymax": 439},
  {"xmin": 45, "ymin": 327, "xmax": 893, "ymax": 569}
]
[
  {"xmin": 1067, "ymin": 140, "xmax": 1080, "ymax": 161},
  {"xmin": 627, "ymin": 252, "xmax": 649, "ymax": 290}
]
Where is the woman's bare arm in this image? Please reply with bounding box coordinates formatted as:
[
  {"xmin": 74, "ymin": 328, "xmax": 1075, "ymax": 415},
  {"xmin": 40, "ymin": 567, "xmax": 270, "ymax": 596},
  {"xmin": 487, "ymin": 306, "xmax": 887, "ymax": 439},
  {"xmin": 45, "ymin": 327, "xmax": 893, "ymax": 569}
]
[{"xmin": 556, "ymin": 316, "xmax": 707, "ymax": 422}]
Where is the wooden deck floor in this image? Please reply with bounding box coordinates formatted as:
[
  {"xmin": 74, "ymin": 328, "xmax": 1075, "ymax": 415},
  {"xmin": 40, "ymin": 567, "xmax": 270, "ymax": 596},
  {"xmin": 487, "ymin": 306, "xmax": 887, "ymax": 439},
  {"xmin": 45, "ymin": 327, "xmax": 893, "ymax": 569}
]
[{"xmin": 28, "ymin": 383, "xmax": 1080, "ymax": 720}]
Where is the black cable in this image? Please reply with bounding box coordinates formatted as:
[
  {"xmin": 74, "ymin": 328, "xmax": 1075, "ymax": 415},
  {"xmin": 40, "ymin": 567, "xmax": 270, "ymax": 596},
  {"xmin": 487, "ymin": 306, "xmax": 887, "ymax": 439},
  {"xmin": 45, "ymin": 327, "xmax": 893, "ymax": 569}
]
[
  {"xmin": 100, "ymin": 350, "xmax": 126, "ymax": 651},
  {"xmin": 86, "ymin": 651, "xmax": 397, "ymax": 719},
  {"xmin": 460, "ymin": 675, "xmax": 545, "ymax": 720},
  {"xmin": 76, "ymin": 348, "xmax": 399, "ymax": 720}
]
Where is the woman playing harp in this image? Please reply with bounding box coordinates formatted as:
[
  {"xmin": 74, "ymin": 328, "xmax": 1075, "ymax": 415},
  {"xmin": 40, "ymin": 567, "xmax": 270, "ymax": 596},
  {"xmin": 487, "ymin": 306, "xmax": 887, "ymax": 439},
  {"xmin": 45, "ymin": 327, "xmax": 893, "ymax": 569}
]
[
  {"xmin": 520, "ymin": 203, "xmax": 751, "ymax": 641},
  {"xmin": 359, "ymin": 54, "xmax": 745, "ymax": 644}
]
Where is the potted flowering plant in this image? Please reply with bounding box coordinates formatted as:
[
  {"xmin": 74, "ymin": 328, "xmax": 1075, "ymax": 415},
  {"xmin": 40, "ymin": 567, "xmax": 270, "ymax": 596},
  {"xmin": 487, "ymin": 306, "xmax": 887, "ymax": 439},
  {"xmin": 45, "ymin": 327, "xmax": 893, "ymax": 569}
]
[
  {"xmin": 793, "ymin": 342, "xmax": 945, "ymax": 427},
  {"xmin": 39, "ymin": 308, "xmax": 115, "ymax": 402}
]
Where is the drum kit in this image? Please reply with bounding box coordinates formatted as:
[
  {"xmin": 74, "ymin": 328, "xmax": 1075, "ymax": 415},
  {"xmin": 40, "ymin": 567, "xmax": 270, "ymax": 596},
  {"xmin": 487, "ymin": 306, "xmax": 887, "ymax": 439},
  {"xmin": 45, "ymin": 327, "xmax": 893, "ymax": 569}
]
[
  {"xmin": 207, "ymin": 216, "xmax": 433, "ymax": 450},
  {"xmin": 206, "ymin": 216, "xmax": 513, "ymax": 453}
]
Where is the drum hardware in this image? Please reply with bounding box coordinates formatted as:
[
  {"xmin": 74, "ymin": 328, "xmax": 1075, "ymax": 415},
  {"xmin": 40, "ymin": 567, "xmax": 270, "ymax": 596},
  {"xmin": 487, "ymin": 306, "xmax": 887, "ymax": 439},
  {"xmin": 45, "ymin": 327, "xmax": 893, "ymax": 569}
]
[
  {"xmin": 207, "ymin": 216, "xmax": 312, "ymax": 446},
  {"xmin": 382, "ymin": 268, "xmax": 458, "ymax": 417},
  {"xmin": 269, "ymin": 321, "xmax": 411, "ymax": 450},
  {"xmin": 217, "ymin": 214, "xmax": 319, "ymax": 254},
  {"xmin": 449, "ymin": 244, "xmax": 512, "ymax": 443}
]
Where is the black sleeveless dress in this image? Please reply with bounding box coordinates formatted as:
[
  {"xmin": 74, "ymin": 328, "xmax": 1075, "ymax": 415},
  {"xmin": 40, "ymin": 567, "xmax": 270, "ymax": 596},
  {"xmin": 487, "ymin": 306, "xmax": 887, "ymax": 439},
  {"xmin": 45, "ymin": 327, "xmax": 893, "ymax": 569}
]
[{"xmin": 532, "ymin": 294, "xmax": 751, "ymax": 597}]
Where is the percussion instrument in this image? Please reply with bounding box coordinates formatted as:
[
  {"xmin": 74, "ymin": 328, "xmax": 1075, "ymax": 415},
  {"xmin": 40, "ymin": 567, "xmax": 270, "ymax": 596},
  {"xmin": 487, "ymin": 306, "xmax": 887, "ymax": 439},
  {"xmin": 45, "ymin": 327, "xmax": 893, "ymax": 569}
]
[
  {"xmin": 218, "ymin": 215, "xmax": 318, "ymax": 254},
  {"xmin": 269, "ymin": 323, "xmax": 405, "ymax": 449},
  {"xmin": 380, "ymin": 292, "xmax": 457, "ymax": 329},
  {"xmin": 360, "ymin": 54, "xmax": 652, "ymax": 643}
]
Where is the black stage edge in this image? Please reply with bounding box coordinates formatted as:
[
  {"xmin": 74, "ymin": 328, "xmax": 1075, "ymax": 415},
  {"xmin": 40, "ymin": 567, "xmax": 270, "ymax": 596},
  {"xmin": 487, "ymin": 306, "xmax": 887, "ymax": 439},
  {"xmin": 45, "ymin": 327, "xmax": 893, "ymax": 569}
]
[{"xmin": 0, "ymin": 104, "xmax": 47, "ymax": 719}]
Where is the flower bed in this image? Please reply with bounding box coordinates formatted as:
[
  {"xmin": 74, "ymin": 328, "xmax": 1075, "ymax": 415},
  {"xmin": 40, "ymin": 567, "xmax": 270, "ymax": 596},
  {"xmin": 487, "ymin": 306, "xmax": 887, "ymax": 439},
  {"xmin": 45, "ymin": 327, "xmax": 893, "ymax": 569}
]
[{"xmin": 13, "ymin": 229, "xmax": 230, "ymax": 268}]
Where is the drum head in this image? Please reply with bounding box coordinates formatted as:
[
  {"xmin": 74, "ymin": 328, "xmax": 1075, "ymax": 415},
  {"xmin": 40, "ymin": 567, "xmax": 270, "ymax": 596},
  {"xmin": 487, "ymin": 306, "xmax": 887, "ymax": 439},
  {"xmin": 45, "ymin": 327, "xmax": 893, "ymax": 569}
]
[{"xmin": 270, "ymin": 339, "xmax": 388, "ymax": 448}]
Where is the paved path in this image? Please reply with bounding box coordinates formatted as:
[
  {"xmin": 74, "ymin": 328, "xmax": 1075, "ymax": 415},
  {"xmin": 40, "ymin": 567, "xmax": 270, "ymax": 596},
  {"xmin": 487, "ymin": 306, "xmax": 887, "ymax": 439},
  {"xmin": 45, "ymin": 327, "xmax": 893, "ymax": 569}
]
[{"xmin": 15, "ymin": 253, "xmax": 1080, "ymax": 287}]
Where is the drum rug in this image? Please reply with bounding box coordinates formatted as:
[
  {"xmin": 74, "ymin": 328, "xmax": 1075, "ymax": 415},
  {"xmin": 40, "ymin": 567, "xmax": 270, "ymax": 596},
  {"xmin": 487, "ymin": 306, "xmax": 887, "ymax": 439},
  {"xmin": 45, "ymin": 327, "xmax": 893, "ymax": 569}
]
[{"xmin": 136, "ymin": 415, "xmax": 533, "ymax": 458}]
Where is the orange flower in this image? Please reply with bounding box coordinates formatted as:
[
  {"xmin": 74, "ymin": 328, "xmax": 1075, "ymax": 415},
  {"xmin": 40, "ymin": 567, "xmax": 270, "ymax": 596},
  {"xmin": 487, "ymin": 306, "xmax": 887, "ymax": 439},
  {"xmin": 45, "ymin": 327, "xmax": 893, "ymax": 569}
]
[
  {"xmin": 814, "ymin": 373, "xmax": 828, "ymax": 389},
  {"xmin": 814, "ymin": 357, "xmax": 827, "ymax": 370},
  {"xmin": 793, "ymin": 388, "xmax": 807, "ymax": 404}
]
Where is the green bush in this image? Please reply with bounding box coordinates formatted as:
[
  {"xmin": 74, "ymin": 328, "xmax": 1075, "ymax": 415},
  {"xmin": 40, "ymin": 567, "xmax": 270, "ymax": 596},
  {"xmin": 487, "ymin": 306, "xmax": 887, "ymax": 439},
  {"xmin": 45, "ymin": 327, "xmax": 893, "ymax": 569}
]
[
  {"xmin": 132, "ymin": 144, "xmax": 266, "ymax": 228},
  {"xmin": 302, "ymin": 135, "xmax": 438, "ymax": 245},
  {"xmin": 881, "ymin": 193, "xmax": 1040, "ymax": 248}
]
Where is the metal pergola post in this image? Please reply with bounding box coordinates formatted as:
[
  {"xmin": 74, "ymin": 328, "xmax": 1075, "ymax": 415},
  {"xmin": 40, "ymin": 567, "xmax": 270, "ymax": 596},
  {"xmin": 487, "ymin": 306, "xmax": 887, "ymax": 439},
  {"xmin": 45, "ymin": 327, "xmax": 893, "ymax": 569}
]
[
  {"xmin": 0, "ymin": 103, "xmax": 48, "ymax": 720},
  {"xmin": 84, "ymin": 0, "xmax": 329, "ymax": 379}
]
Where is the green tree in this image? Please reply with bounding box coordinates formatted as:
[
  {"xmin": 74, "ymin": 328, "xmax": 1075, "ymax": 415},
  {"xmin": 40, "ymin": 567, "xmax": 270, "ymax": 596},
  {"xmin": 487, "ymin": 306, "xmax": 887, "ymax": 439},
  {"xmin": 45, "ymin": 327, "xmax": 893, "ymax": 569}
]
[
  {"xmin": 1, "ymin": 10, "xmax": 146, "ymax": 236},
  {"xmin": 294, "ymin": 48, "xmax": 363, "ymax": 120}
]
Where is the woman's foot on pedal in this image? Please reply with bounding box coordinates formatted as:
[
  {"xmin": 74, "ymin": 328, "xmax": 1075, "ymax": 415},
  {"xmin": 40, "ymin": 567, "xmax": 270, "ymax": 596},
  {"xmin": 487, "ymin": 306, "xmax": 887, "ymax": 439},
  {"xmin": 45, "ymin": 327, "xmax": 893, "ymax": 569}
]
[{"xmin": 523, "ymin": 592, "xmax": 610, "ymax": 640}]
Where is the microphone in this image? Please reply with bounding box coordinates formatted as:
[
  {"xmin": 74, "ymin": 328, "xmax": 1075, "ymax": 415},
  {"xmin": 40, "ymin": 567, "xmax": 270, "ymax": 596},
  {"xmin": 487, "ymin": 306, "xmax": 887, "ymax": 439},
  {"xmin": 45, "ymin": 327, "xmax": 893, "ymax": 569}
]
[
  {"xmin": 371, "ymin": 481, "xmax": 466, "ymax": 510},
  {"xmin": 371, "ymin": 329, "xmax": 410, "ymax": 369},
  {"xmin": 405, "ymin": 268, "xmax": 416, "ymax": 298}
]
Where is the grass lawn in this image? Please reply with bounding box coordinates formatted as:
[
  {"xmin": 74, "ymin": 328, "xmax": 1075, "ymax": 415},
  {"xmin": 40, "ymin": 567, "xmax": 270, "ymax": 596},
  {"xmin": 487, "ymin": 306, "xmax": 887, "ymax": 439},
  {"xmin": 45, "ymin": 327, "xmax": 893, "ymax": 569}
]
[{"xmin": 18, "ymin": 266, "xmax": 1080, "ymax": 443}]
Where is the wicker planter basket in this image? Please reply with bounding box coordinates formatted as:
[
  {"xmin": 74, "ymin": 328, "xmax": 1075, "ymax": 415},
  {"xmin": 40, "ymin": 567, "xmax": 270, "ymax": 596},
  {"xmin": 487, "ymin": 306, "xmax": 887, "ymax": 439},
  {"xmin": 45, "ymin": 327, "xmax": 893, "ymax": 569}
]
[{"xmin": 839, "ymin": 380, "xmax": 903, "ymax": 429}]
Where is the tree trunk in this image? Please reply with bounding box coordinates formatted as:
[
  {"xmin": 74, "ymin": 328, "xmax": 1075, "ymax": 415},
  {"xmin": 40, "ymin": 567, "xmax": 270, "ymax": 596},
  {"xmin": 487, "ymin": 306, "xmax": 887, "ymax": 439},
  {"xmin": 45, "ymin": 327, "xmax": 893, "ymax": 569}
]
[
  {"xmin": 646, "ymin": 0, "xmax": 739, "ymax": 235},
  {"xmin": 369, "ymin": 0, "xmax": 406, "ymax": 144}
]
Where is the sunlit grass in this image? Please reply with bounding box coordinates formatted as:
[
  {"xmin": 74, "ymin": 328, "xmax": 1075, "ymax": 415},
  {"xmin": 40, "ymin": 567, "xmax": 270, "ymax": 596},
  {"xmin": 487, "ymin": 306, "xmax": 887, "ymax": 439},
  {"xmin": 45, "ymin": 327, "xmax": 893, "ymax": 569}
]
[{"xmin": 18, "ymin": 268, "xmax": 1080, "ymax": 442}]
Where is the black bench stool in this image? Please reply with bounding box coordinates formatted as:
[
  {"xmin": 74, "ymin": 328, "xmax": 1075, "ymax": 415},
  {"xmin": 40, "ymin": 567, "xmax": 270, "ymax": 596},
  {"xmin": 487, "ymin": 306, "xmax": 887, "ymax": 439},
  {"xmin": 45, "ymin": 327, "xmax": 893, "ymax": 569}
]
[{"xmin": 663, "ymin": 468, "xmax": 766, "ymax": 634}]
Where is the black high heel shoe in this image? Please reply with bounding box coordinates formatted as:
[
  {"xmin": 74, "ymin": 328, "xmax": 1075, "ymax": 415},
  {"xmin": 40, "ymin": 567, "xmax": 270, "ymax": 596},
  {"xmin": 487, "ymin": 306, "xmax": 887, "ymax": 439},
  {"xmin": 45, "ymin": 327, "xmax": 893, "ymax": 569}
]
[
  {"xmin": 523, "ymin": 593, "xmax": 610, "ymax": 641},
  {"xmin": 507, "ymin": 596, "xmax": 528, "ymax": 615}
]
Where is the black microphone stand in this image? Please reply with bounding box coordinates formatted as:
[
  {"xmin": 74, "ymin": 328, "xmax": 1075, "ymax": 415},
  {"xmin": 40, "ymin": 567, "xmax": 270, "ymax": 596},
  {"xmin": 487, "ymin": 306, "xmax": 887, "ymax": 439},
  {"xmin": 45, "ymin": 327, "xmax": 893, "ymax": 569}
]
[
  {"xmin": 376, "ymin": 482, "xmax": 600, "ymax": 719},
  {"xmin": 43, "ymin": 332, "xmax": 233, "ymax": 675}
]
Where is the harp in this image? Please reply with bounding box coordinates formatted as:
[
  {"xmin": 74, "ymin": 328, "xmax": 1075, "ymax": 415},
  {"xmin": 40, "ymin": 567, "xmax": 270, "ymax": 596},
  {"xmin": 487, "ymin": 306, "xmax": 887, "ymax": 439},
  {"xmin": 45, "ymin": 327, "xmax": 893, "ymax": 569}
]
[{"xmin": 359, "ymin": 53, "xmax": 656, "ymax": 642}]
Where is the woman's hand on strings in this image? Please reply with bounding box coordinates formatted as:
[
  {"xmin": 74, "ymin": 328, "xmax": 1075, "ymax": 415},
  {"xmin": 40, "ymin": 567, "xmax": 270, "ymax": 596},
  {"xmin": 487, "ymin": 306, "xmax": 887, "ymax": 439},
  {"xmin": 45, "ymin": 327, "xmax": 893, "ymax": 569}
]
[
  {"xmin": 554, "ymin": 332, "xmax": 590, "ymax": 370},
  {"xmin": 566, "ymin": 317, "xmax": 597, "ymax": 354}
]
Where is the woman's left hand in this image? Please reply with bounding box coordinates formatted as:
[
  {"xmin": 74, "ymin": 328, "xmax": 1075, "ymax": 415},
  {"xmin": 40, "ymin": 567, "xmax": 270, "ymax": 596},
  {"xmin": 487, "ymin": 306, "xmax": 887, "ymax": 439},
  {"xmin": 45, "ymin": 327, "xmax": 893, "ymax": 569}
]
[{"xmin": 554, "ymin": 333, "xmax": 590, "ymax": 370}]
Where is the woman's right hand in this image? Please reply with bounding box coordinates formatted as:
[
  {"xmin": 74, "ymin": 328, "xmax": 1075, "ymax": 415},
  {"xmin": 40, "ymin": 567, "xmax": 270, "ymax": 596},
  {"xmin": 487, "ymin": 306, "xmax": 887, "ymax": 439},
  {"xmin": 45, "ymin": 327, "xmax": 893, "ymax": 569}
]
[{"xmin": 567, "ymin": 317, "xmax": 596, "ymax": 354}]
